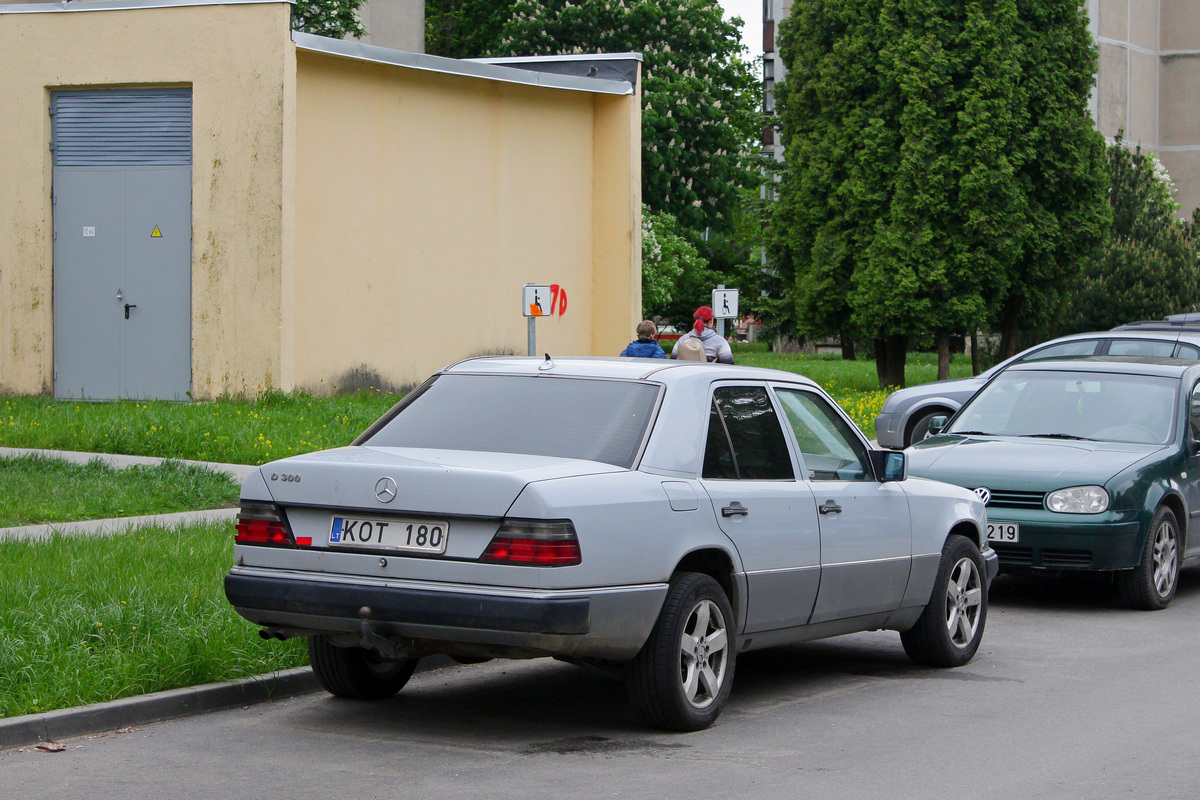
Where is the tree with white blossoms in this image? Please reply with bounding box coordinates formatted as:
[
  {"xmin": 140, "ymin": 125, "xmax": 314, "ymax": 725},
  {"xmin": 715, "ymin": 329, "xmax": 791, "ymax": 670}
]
[
  {"xmin": 432, "ymin": 0, "xmax": 762, "ymax": 232},
  {"xmin": 641, "ymin": 206, "xmax": 710, "ymax": 321},
  {"xmin": 292, "ymin": 0, "xmax": 366, "ymax": 38}
]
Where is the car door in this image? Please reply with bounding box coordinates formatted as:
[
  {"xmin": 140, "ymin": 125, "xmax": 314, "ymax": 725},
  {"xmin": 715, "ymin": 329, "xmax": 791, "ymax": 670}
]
[
  {"xmin": 1184, "ymin": 379, "xmax": 1200, "ymax": 561},
  {"xmin": 699, "ymin": 384, "xmax": 821, "ymax": 633},
  {"xmin": 774, "ymin": 387, "xmax": 912, "ymax": 623}
]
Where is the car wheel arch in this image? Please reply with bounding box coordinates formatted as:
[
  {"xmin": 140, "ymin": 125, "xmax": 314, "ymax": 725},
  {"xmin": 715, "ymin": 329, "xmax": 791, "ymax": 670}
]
[
  {"xmin": 948, "ymin": 520, "xmax": 984, "ymax": 552},
  {"xmin": 905, "ymin": 404, "xmax": 957, "ymax": 444},
  {"xmin": 674, "ymin": 548, "xmax": 738, "ymax": 618},
  {"xmin": 1157, "ymin": 492, "xmax": 1188, "ymax": 553}
]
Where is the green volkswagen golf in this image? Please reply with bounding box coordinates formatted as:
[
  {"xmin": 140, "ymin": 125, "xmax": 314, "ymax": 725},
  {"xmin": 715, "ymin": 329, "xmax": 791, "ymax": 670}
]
[{"xmin": 906, "ymin": 356, "xmax": 1200, "ymax": 610}]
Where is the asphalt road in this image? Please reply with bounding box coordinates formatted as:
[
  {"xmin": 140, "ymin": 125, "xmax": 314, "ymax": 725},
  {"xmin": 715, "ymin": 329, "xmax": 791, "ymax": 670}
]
[{"xmin": 4, "ymin": 570, "xmax": 1199, "ymax": 800}]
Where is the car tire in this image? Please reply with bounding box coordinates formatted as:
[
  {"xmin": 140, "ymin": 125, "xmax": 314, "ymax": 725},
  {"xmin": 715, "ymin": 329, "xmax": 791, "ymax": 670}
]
[
  {"xmin": 627, "ymin": 572, "xmax": 736, "ymax": 732},
  {"xmin": 1117, "ymin": 505, "xmax": 1180, "ymax": 610},
  {"xmin": 307, "ymin": 635, "xmax": 418, "ymax": 700},
  {"xmin": 900, "ymin": 535, "xmax": 987, "ymax": 667},
  {"xmin": 905, "ymin": 408, "xmax": 951, "ymax": 447}
]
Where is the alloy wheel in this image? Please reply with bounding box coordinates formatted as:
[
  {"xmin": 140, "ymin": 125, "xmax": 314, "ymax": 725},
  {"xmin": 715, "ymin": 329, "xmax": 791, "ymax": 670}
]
[
  {"xmin": 678, "ymin": 598, "xmax": 729, "ymax": 709},
  {"xmin": 945, "ymin": 556, "xmax": 983, "ymax": 647}
]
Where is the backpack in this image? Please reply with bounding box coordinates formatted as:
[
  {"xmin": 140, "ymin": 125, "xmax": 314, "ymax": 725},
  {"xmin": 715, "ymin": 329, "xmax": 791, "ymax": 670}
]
[{"xmin": 676, "ymin": 336, "xmax": 707, "ymax": 361}]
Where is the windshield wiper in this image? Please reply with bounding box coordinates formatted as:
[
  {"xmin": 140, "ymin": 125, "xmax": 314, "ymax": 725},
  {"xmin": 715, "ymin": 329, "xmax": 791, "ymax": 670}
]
[
  {"xmin": 949, "ymin": 430, "xmax": 993, "ymax": 437},
  {"xmin": 1019, "ymin": 433, "xmax": 1095, "ymax": 441}
]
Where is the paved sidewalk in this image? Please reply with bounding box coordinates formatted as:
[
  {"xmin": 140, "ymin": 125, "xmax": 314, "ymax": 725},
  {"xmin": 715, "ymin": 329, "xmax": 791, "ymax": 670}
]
[{"xmin": 0, "ymin": 447, "xmax": 255, "ymax": 540}]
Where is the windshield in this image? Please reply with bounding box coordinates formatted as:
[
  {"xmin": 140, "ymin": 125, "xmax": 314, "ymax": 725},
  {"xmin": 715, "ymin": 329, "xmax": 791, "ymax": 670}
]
[
  {"xmin": 949, "ymin": 370, "xmax": 1179, "ymax": 445},
  {"xmin": 363, "ymin": 374, "xmax": 660, "ymax": 468}
]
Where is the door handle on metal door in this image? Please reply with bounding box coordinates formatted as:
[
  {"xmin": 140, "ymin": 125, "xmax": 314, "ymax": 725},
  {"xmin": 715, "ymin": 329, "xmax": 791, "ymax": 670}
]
[
  {"xmin": 819, "ymin": 501, "xmax": 842, "ymax": 514},
  {"xmin": 721, "ymin": 502, "xmax": 749, "ymax": 517},
  {"xmin": 124, "ymin": 303, "xmax": 137, "ymax": 319}
]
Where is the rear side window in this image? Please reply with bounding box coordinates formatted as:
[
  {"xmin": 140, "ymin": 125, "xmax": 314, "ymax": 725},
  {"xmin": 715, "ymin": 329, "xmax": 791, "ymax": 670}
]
[
  {"xmin": 363, "ymin": 375, "xmax": 659, "ymax": 468},
  {"xmin": 1107, "ymin": 339, "xmax": 1176, "ymax": 358},
  {"xmin": 703, "ymin": 386, "xmax": 794, "ymax": 480}
]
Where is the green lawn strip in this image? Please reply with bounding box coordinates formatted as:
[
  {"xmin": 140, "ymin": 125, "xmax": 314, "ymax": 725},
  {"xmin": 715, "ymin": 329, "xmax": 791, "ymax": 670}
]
[
  {"xmin": 0, "ymin": 389, "xmax": 399, "ymax": 466},
  {"xmin": 0, "ymin": 523, "xmax": 306, "ymax": 719},
  {"xmin": 0, "ymin": 354, "xmax": 978, "ymax": 460},
  {"xmin": 0, "ymin": 455, "xmax": 239, "ymax": 528}
]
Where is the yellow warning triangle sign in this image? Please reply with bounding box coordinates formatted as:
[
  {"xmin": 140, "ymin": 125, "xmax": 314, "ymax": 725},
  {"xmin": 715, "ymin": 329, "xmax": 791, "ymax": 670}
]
[{"xmin": 151, "ymin": 226, "xmax": 162, "ymax": 238}]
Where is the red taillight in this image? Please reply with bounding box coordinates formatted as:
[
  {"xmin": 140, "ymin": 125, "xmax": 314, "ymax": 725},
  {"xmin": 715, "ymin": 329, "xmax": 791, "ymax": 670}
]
[
  {"xmin": 480, "ymin": 520, "xmax": 581, "ymax": 566},
  {"xmin": 235, "ymin": 501, "xmax": 305, "ymax": 546}
]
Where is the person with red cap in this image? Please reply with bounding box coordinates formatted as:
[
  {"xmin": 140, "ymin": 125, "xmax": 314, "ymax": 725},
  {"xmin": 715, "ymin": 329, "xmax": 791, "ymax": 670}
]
[{"xmin": 670, "ymin": 306, "xmax": 734, "ymax": 363}]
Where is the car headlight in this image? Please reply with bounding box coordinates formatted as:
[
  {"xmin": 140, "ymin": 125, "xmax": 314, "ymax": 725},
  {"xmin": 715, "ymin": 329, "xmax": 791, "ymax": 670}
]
[{"xmin": 1046, "ymin": 486, "xmax": 1109, "ymax": 514}]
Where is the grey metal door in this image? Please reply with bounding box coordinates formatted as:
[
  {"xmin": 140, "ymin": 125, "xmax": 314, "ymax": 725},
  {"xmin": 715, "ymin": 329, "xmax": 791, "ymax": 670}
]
[{"xmin": 52, "ymin": 88, "xmax": 192, "ymax": 400}]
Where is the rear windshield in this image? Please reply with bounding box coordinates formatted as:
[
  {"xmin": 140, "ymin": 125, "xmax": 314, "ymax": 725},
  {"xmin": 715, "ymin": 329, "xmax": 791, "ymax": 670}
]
[{"xmin": 363, "ymin": 374, "xmax": 660, "ymax": 468}]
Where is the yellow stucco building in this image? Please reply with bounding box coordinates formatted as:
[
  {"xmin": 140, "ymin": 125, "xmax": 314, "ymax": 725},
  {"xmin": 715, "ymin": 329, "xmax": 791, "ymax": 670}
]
[{"xmin": 0, "ymin": 0, "xmax": 642, "ymax": 399}]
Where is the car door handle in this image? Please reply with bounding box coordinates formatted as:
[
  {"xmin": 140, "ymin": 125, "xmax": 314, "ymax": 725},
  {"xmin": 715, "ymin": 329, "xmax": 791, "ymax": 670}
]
[
  {"xmin": 124, "ymin": 303, "xmax": 137, "ymax": 319},
  {"xmin": 819, "ymin": 501, "xmax": 842, "ymax": 515},
  {"xmin": 721, "ymin": 503, "xmax": 749, "ymax": 517}
]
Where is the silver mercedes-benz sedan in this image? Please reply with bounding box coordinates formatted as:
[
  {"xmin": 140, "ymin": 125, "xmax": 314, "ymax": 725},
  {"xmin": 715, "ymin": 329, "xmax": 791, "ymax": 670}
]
[{"xmin": 225, "ymin": 357, "xmax": 997, "ymax": 730}]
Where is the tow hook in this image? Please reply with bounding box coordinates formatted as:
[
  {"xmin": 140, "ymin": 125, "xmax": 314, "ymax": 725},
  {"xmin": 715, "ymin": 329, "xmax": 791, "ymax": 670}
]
[{"xmin": 358, "ymin": 606, "xmax": 410, "ymax": 659}]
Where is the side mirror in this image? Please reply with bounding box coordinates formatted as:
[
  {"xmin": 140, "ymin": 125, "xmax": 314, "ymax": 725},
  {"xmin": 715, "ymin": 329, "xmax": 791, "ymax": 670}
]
[
  {"xmin": 927, "ymin": 415, "xmax": 948, "ymax": 436},
  {"xmin": 871, "ymin": 450, "xmax": 907, "ymax": 482}
]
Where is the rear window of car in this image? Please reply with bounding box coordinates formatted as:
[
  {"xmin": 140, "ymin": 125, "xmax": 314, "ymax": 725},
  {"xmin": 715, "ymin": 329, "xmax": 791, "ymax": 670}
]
[{"xmin": 362, "ymin": 375, "xmax": 660, "ymax": 468}]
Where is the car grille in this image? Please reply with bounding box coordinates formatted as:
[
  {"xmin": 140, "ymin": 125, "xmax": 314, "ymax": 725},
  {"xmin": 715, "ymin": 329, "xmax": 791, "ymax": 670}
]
[
  {"xmin": 1042, "ymin": 549, "xmax": 1093, "ymax": 568},
  {"xmin": 994, "ymin": 545, "xmax": 1033, "ymax": 566},
  {"xmin": 993, "ymin": 544, "xmax": 1093, "ymax": 569},
  {"xmin": 978, "ymin": 489, "xmax": 1045, "ymax": 509}
]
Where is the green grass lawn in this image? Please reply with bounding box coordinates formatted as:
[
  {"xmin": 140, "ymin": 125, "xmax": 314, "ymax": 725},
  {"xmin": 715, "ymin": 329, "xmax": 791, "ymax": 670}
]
[
  {"xmin": 0, "ymin": 523, "xmax": 307, "ymax": 718},
  {"xmin": 0, "ymin": 353, "xmax": 975, "ymax": 462},
  {"xmin": 0, "ymin": 455, "xmax": 239, "ymax": 528},
  {"xmin": 0, "ymin": 389, "xmax": 398, "ymax": 466}
]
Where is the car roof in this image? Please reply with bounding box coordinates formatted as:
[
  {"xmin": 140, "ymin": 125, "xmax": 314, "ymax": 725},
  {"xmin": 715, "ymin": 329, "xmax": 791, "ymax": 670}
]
[
  {"xmin": 1003, "ymin": 355, "xmax": 1200, "ymax": 379},
  {"xmin": 441, "ymin": 355, "xmax": 822, "ymax": 389},
  {"xmin": 1111, "ymin": 313, "xmax": 1200, "ymax": 332}
]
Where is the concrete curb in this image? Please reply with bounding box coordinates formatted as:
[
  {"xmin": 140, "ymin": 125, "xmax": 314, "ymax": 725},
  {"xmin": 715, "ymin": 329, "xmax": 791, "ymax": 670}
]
[
  {"xmin": 0, "ymin": 667, "xmax": 321, "ymax": 751},
  {"xmin": 0, "ymin": 656, "xmax": 458, "ymax": 751},
  {"xmin": 0, "ymin": 508, "xmax": 240, "ymax": 541},
  {"xmin": 0, "ymin": 446, "xmax": 257, "ymax": 482}
]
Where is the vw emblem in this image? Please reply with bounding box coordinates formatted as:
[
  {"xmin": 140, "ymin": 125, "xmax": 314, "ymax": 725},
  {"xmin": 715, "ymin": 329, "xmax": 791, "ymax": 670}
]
[
  {"xmin": 374, "ymin": 477, "xmax": 398, "ymax": 503},
  {"xmin": 973, "ymin": 487, "xmax": 991, "ymax": 506}
]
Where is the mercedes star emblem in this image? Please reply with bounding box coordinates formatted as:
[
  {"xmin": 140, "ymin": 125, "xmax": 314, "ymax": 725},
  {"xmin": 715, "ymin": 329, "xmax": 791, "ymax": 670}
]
[
  {"xmin": 375, "ymin": 477, "xmax": 398, "ymax": 503},
  {"xmin": 973, "ymin": 487, "xmax": 991, "ymax": 506}
]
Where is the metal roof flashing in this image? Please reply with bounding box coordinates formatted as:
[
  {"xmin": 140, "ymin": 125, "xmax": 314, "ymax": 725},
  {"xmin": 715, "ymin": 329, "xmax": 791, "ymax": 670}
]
[
  {"xmin": 292, "ymin": 33, "xmax": 635, "ymax": 96},
  {"xmin": 0, "ymin": 0, "xmax": 285, "ymax": 14}
]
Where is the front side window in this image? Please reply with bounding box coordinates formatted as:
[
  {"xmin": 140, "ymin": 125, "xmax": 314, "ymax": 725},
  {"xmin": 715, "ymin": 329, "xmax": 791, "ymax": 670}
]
[
  {"xmin": 703, "ymin": 386, "xmax": 794, "ymax": 480},
  {"xmin": 363, "ymin": 375, "xmax": 659, "ymax": 468},
  {"xmin": 775, "ymin": 389, "xmax": 871, "ymax": 481},
  {"xmin": 1189, "ymin": 382, "xmax": 1200, "ymax": 442},
  {"xmin": 1021, "ymin": 340, "xmax": 1100, "ymax": 362}
]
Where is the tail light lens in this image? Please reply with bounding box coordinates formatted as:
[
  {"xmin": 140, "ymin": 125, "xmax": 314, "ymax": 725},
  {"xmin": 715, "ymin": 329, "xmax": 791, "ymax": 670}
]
[
  {"xmin": 235, "ymin": 501, "xmax": 308, "ymax": 546},
  {"xmin": 480, "ymin": 520, "xmax": 581, "ymax": 566}
]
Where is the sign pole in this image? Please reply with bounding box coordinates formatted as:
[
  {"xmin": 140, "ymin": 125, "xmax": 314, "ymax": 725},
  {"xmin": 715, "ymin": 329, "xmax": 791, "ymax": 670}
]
[
  {"xmin": 716, "ymin": 284, "xmax": 726, "ymax": 340},
  {"xmin": 528, "ymin": 316, "xmax": 536, "ymax": 357}
]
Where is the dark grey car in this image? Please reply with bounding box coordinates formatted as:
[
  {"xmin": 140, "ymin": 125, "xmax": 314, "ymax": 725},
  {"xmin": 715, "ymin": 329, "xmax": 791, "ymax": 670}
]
[{"xmin": 875, "ymin": 328, "xmax": 1200, "ymax": 449}]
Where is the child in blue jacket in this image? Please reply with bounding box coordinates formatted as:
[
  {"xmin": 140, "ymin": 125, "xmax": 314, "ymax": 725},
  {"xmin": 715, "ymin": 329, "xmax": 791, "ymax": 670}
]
[{"xmin": 620, "ymin": 320, "xmax": 667, "ymax": 359}]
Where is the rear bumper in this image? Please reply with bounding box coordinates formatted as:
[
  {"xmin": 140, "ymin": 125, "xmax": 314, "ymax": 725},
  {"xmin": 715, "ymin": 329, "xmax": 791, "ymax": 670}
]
[
  {"xmin": 224, "ymin": 567, "xmax": 667, "ymax": 660},
  {"xmin": 874, "ymin": 412, "xmax": 904, "ymax": 450},
  {"xmin": 225, "ymin": 571, "xmax": 590, "ymax": 635}
]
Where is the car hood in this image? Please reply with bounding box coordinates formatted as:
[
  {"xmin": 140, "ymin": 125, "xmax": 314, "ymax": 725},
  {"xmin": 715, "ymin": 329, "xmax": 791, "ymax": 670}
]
[
  {"xmin": 905, "ymin": 435, "xmax": 1165, "ymax": 490},
  {"xmin": 254, "ymin": 446, "xmax": 625, "ymax": 517}
]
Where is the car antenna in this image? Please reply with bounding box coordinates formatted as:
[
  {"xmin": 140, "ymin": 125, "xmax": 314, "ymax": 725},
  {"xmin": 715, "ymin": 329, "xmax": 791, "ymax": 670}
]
[{"xmin": 539, "ymin": 353, "xmax": 555, "ymax": 371}]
